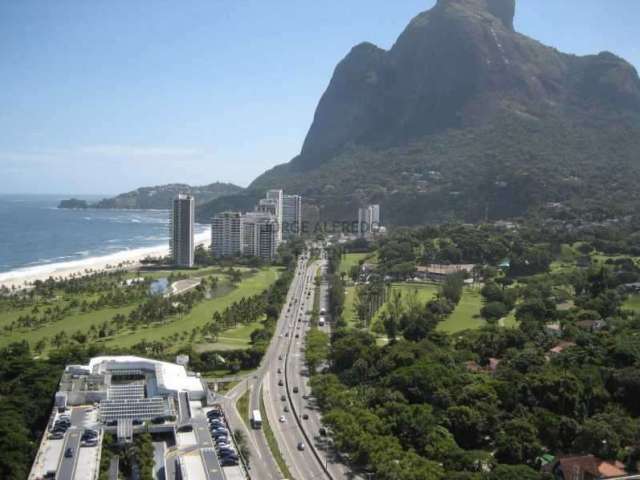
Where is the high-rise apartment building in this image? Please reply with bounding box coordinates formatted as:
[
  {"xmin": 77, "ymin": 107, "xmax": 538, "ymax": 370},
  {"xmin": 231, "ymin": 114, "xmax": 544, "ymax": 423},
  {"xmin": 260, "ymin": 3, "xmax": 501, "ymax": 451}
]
[
  {"xmin": 241, "ymin": 212, "xmax": 278, "ymax": 260},
  {"xmin": 282, "ymin": 194, "xmax": 302, "ymax": 240},
  {"xmin": 357, "ymin": 204, "xmax": 381, "ymax": 237},
  {"xmin": 171, "ymin": 194, "xmax": 195, "ymax": 267},
  {"xmin": 265, "ymin": 189, "xmax": 283, "ymax": 243},
  {"xmin": 211, "ymin": 211, "xmax": 242, "ymax": 257}
]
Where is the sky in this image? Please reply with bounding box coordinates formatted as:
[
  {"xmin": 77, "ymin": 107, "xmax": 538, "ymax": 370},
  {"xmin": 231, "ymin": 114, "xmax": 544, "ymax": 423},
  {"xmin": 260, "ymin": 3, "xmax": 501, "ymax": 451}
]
[{"xmin": 1, "ymin": 0, "xmax": 639, "ymax": 195}]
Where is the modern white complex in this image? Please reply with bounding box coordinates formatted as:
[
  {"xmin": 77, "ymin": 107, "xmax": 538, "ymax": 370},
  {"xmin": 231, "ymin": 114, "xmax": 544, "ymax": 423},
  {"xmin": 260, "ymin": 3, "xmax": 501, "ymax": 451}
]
[
  {"xmin": 357, "ymin": 204, "xmax": 382, "ymax": 237},
  {"xmin": 282, "ymin": 194, "xmax": 302, "ymax": 239},
  {"xmin": 171, "ymin": 194, "xmax": 195, "ymax": 267},
  {"xmin": 211, "ymin": 211, "xmax": 242, "ymax": 257},
  {"xmin": 28, "ymin": 355, "xmax": 245, "ymax": 480},
  {"xmin": 58, "ymin": 355, "xmax": 205, "ymax": 410},
  {"xmin": 210, "ymin": 189, "xmax": 301, "ymax": 261}
]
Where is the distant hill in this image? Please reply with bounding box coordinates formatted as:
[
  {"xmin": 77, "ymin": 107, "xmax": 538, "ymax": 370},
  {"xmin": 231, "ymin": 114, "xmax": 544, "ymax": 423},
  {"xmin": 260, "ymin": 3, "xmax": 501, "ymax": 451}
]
[
  {"xmin": 59, "ymin": 182, "xmax": 244, "ymax": 210},
  {"xmin": 206, "ymin": 0, "xmax": 640, "ymax": 224}
]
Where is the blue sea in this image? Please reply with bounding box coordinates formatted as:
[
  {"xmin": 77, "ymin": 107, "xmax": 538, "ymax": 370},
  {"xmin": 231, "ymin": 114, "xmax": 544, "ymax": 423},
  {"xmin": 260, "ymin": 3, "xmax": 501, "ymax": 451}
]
[{"xmin": 0, "ymin": 194, "xmax": 208, "ymax": 279}]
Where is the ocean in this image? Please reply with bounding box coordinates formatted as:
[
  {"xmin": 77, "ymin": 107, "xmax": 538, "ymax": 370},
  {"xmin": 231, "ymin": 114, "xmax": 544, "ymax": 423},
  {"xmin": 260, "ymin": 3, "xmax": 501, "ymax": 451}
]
[{"xmin": 0, "ymin": 194, "xmax": 208, "ymax": 278}]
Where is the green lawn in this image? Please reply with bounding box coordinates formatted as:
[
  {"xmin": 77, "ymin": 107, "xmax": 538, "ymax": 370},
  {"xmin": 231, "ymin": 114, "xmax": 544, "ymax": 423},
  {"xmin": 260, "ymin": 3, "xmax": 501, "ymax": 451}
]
[
  {"xmin": 624, "ymin": 294, "xmax": 640, "ymax": 312},
  {"xmin": 339, "ymin": 252, "xmax": 371, "ymax": 277},
  {"xmin": 437, "ymin": 288, "xmax": 486, "ymax": 334},
  {"xmin": 102, "ymin": 267, "xmax": 280, "ymax": 349},
  {"xmin": 194, "ymin": 320, "xmax": 264, "ymax": 351},
  {"xmin": 343, "ymin": 285, "xmax": 357, "ymax": 328},
  {"xmin": 0, "ymin": 303, "xmax": 138, "ymax": 350},
  {"xmin": 0, "ymin": 266, "xmax": 280, "ymax": 352},
  {"xmin": 344, "ymin": 281, "xmax": 513, "ymax": 335}
]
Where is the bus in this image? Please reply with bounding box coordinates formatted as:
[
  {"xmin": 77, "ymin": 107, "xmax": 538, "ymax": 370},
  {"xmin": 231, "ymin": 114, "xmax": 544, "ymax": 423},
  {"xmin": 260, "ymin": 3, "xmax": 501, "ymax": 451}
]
[{"xmin": 251, "ymin": 409, "xmax": 262, "ymax": 429}]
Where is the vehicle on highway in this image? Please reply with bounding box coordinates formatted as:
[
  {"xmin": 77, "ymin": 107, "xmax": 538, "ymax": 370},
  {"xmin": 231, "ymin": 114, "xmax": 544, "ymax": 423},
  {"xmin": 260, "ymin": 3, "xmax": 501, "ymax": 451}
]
[
  {"xmin": 64, "ymin": 447, "xmax": 73, "ymax": 458},
  {"xmin": 251, "ymin": 409, "xmax": 262, "ymax": 429},
  {"xmin": 297, "ymin": 442, "xmax": 306, "ymax": 451},
  {"xmin": 277, "ymin": 367, "xmax": 282, "ymax": 374},
  {"xmin": 220, "ymin": 453, "xmax": 239, "ymax": 462},
  {"xmin": 302, "ymin": 413, "xmax": 309, "ymax": 420},
  {"xmin": 281, "ymin": 395, "xmax": 286, "ymax": 401},
  {"xmin": 295, "ymin": 334, "xmax": 299, "ymax": 338},
  {"xmin": 278, "ymin": 354, "xmax": 283, "ymax": 360},
  {"xmin": 283, "ymin": 405, "xmax": 289, "ymax": 412},
  {"xmin": 279, "ymin": 415, "xmax": 286, "ymax": 423},
  {"xmin": 319, "ymin": 427, "xmax": 327, "ymax": 436},
  {"xmin": 278, "ymin": 379, "xmax": 284, "ymax": 386},
  {"xmin": 293, "ymin": 386, "xmax": 299, "ymax": 393}
]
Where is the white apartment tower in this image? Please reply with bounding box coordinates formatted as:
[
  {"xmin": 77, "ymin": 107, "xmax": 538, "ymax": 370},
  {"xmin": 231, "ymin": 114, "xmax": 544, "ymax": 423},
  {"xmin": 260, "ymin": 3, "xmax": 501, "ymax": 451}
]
[
  {"xmin": 211, "ymin": 211, "xmax": 242, "ymax": 257},
  {"xmin": 171, "ymin": 194, "xmax": 195, "ymax": 267},
  {"xmin": 241, "ymin": 212, "xmax": 278, "ymax": 260},
  {"xmin": 282, "ymin": 194, "xmax": 302, "ymax": 240},
  {"xmin": 357, "ymin": 204, "xmax": 381, "ymax": 237},
  {"xmin": 265, "ymin": 189, "xmax": 283, "ymax": 243}
]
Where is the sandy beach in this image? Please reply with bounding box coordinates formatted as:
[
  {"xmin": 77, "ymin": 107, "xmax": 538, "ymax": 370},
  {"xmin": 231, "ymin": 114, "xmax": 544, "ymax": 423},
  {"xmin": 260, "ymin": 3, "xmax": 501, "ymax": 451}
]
[{"xmin": 0, "ymin": 230, "xmax": 211, "ymax": 290}]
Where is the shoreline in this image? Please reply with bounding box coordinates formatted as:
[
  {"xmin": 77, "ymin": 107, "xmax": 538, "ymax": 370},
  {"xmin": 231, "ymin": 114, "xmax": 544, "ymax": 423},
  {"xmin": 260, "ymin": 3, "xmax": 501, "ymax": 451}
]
[{"xmin": 0, "ymin": 230, "xmax": 211, "ymax": 290}]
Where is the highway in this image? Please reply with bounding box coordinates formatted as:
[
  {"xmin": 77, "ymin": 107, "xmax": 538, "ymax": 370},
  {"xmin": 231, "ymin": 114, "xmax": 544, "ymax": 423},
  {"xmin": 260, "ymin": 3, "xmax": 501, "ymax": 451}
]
[
  {"xmin": 221, "ymin": 254, "xmax": 313, "ymax": 479},
  {"xmin": 222, "ymin": 248, "xmax": 352, "ymax": 480},
  {"xmin": 265, "ymin": 257, "xmax": 328, "ymax": 480}
]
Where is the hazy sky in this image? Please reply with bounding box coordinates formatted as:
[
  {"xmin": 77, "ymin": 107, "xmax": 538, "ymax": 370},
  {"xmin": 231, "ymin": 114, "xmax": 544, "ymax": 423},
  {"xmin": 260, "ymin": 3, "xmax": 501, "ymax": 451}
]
[{"xmin": 1, "ymin": 0, "xmax": 638, "ymax": 195}]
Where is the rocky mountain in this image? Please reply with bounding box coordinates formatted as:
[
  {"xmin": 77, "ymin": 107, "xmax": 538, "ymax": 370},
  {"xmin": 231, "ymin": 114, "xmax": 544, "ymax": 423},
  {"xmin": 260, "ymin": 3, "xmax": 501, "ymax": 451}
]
[
  {"xmin": 227, "ymin": 0, "xmax": 640, "ymax": 225},
  {"xmin": 59, "ymin": 182, "xmax": 243, "ymax": 210}
]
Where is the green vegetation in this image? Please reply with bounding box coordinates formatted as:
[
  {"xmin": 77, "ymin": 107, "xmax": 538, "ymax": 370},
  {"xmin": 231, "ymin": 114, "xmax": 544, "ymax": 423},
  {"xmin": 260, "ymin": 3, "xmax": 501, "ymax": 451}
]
[
  {"xmin": 260, "ymin": 394, "xmax": 292, "ymax": 480},
  {"xmin": 237, "ymin": 388, "xmax": 250, "ymax": 428},
  {"xmin": 311, "ymin": 222, "xmax": 640, "ymax": 479},
  {"xmin": 339, "ymin": 252, "xmax": 369, "ymax": 278},
  {"xmin": 0, "ymin": 266, "xmax": 280, "ymax": 354},
  {"xmin": 436, "ymin": 288, "xmax": 485, "ymax": 333},
  {"xmin": 624, "ymin": 294, "xmax": 640, "ymax": 312}
]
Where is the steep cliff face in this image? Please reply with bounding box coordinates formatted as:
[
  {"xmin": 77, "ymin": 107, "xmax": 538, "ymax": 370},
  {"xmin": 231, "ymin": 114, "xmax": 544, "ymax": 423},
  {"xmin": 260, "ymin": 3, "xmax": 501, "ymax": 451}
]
[
  {"xmin": 287, "ymin": 0, "xmax": 639, "ymax": 171},
  {"xmin": 220, "ymin": 0, "xmax": 640, "ymax": 224}
]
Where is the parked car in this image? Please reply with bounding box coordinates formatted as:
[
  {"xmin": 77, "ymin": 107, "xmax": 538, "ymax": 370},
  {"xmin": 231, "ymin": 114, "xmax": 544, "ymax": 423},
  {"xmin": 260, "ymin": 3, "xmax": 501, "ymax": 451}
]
[{"xmin": 64, "ymin": 448, "xmax": 73, "ymax": 458}]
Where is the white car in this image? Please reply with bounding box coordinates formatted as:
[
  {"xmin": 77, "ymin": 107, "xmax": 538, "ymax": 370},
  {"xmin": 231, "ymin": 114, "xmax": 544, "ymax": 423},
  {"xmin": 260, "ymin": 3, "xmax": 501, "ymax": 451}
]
[{"xmin": 279, "ymin": 416, "xmax": 286, "ymax": 423}]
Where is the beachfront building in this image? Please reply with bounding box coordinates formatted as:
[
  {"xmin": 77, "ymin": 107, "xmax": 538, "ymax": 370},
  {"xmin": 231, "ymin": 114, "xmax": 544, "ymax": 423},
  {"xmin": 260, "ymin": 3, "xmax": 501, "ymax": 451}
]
[
  {"xmin": 211, "ymin": 211, "xmax": 243, "ymax": 257},
  {"xmin": 282, "ymin": 194, "xmax": 302, "ymax": 239},
  {"xmin": 171, "ymin": 194, "xmax": 195, "ymax": 267}
]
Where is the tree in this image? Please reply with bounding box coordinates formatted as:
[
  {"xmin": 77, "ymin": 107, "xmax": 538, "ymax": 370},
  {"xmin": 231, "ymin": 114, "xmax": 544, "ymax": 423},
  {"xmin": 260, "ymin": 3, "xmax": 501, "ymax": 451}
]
[{"xmin": 494, "ymin": 418, "xmax": 542, "ymax": 465}]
